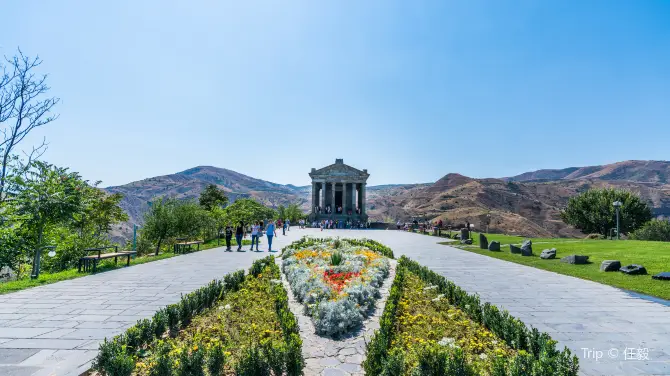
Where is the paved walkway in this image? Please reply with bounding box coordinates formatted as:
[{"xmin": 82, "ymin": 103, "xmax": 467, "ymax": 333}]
[
  {"xmin": 3, "ymin": 228, "xmax": 670, "ymax": 375},
  {"xmin": 0, "ymin": 235, "xmax": 298, "ymax": 376}
]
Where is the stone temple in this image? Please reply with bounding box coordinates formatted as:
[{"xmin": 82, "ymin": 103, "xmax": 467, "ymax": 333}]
[{"xmin": 308, "ymin": 159, "xmax": 369, "ymax": 223}]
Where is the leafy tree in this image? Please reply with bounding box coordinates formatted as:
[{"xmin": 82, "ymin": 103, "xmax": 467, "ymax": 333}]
[
  {"xmin": 277, "ymin": 205, "xmax": 286, "ymax": 220},
  {"xmin": 222, "ymin": 198, "xmax": 276, "ymax": 226},
  {"xmin": 73, "ymin": 183, "xmax": 128, "ymax": 237},
  {"xmin": 173, "ymin": 200, "xmax": 213, "ymax": 240},
  {"xmin": 561, "ymin": 188, "xmax": 652, "ymax": 235},
  {"xmin": 142, "ymin": 198, "xmax": 177, "ymax": 255},
  {"xmin": 284, "ymin": 203, "xmax": 305, "ymax": 222},
  {"xmin": 198, "ymin": 184, "xmax": 228, "ymax": 211},
  {"xmin": 630, "ymin": 219, "xmax": 670, "ymax": 241},
  {"xmin": 11, "ymin": 161, "xmax": 87, "ymax": 277}
]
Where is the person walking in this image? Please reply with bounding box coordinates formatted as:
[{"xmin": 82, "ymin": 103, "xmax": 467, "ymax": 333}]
[
  {"xmin": 282, "ymin": 219, "xmax": 287, "ymax": 235},
  {"xmin": 286, "ymin": 219, "xmax": 291, "ymax": 231},
  {"xmin": 224, "ymin": 223, "xmax": 233, "ymax": 251},
  {"xmin": 250, "ymin": 222, "xmax": 261, "ymax": 252},
  {"xmin": 235, "ymin": 222, "xmax": 245, "ymax": 252},
  {"xmin": 266, "ymin": 220, "xmax": 277, "ymax": 251}
]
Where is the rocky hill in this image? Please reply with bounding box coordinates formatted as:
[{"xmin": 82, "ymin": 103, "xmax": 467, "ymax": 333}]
[
  {"xmin": 105, "ymin": 160, "xmax": 670, "ymax": 241},
  {"xmin": 506, "ymin": 160, "xmax": 670, "ymax": 184}
]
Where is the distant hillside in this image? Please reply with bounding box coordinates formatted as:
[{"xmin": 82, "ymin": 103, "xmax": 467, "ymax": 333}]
[
  {"xmin": 105, "ymin": 160, "xmax": 670, "ymax": 241},
  {"xmin": 104, "ymin": 166, "xmax": 310, "ymax": 241},
  {"xmin": 506, "ymin": 160, "xmax": 670, "ymax": 184}
]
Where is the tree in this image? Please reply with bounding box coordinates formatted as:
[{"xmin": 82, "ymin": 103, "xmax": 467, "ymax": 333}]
[
  {"xmin": 11, "ymin": 161, "xmax": 86, "ymax": 277},
  {"xmin": 277, "ymin": 205, "xmax": 286, "ymax": 220},
  {"xmin": 0, "ymin": 49, "xmax": 60, "ymax": 202},
  {"xmin": 73, "ymin": 183, "xmax": 128, "ymax": 237},
  {"xmin": 142, "ymin": 198, "xmax": 177, "ymax": 255},
  {"xmin": 222, "ymin": 198, "xmax": 276, "ymax": 226},
  {"xmin": 630, "ymin": 219, "xmax": 670, "ymax": 242},
  {"xmin": 284, "ymin": 203, "xmax": 305, "ymax": 223},
  {"xmin": 198, "ymin": 184, "xmax": 228, "ymax": 211},
  {"xmin": 173, "ymin": 200, "xmax": 212, "ymax": 239},
  {"xmin": 561, "ymin": 188, "xmax": 652, "ymax": 235}
]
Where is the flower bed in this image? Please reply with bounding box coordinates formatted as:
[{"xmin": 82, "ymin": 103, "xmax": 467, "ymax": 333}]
[
  {"xmin": 364, "ymin": 256, "xmax": 580, "ymax": 375},
  {"xmin": 281, "ymin": 237, "xmax": 392, "ymax": 336},
  {"xmin": 92, "ymin": 256, "xmax": 303, "ymax": 376}
]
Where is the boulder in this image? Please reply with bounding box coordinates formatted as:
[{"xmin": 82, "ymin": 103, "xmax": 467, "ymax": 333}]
[
  {"xmin": 520, "ymin": 239, "xmax": 533, "ymax": 256},
  {"xmin": 561, "ymin": 255, "xmax": 589, "ymax": 264},
  {"xmin": 510, "ymin": 244, "xmax": 522, "ymax": 254},
  {"xmin": 488, "ymin": 241, "xmax": 501, "ymax": 251},
  {"xmin": 460, "ymin": 239, "xmax": 473, "ymax": 245},
  {"xmin": 479, "ymin": 233, "xmax": 488, "ymax": 249},
  {"xmin": 600, "ymin": 260, "xmax": 621, "ymax": 272},
  {"xmin": 619, "ymin": 264, "xmax": 647, "ymax": 275},
  {"xmin": 540, "ymin": 248, "xmax": 557, "ymax": 259},
  {"xmin": 652, "ymin": 272, "xmax": 670, "ymax": 281}
]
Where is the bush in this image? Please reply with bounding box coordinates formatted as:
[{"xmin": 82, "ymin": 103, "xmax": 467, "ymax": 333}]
[
  {"xmin": 630, "ymin": 219, "xmax": 670, "ymax": 241},
  {"xmin": 584, "ymin": 233, "xmax": 604, "ymax": 240}
]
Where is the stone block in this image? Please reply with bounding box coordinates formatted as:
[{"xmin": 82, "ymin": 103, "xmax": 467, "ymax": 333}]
[
  {"xmin": 520, "ymin": 239, "xmax": 533, "ymax": 256},
  {"xmin": 561, "ymin": 255, "xmax": 589, "ymax": 264},
  {"xmin": 540, "ymin": 248, "xmax": 557, "ymax": 259},
  {"xmin": 510, "ymin": 244, "xmax": 522, "ymax": 254},
  {"xmin": 600, "ymin": 260, "xmax": 621, "ymax": 272},
  {"xmin": 620, "ymin": 264, "xmax": 647, "ymax": 275},
  {"xmin": 479, "ymin": 233, "xmax": 488, "ymax": 249},
  {"xmin": 488, "ymin": 241, "xmax": 500, "ymax": 251}
]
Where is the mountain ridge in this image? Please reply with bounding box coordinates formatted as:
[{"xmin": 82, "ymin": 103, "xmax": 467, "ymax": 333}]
[{"xmin": 105, "ymin": 160, "xmax": 670, "ymax": 241}]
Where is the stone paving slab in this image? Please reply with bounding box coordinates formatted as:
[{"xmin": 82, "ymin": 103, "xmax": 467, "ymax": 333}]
[{"xmin": 0, "ymin": 233, "xmax": 301, "ymax": 376}]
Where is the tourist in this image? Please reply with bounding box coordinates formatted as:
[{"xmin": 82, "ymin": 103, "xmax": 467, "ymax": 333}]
[
  {"xmin": 250, "ymin": 222, "xmax": 260, "ymax": 251},
  {"xmin": 282, "ymin": 219, "xmax": 287, "ymax": 235},
  {"xmin": 320, "ymin": 220, "xmax": 324, "ymax": 231},
  {"xmin": 266, "ymin": 220, "xmax": 277, "ymax": 251},
  {"xmin": 286, "ymin": 219, "xmax": 291, "ymax": 231},
  {"xmin": 224, "ymin": 222, "xmax": 233, "ymax": 251},
  {"xmin": 235, "ymin": 222, "xmax": 245, "ymax": 252}
]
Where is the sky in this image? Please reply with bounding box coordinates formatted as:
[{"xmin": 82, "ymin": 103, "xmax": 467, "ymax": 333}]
[{"xmin": 1, "ymin": 1, "xmax": 670, "ymax": 187}]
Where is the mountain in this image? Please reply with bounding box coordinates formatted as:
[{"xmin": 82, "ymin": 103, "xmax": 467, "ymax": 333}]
[
  {"xmin": 104, "ymin": 166, "xmax": 311, "ymax": 240},
  {"xmin": 506, "ymin": 160, "xmax": 670, "ymax": 184},
  {"xmin": 105, "ymin": 160, "xmax": 670, "ymax": 241}
]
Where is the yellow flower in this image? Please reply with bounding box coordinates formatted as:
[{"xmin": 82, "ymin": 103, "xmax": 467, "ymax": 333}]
[{"xmin": 193, "ymin": 345, "xmax": 199, "ymax": 351}]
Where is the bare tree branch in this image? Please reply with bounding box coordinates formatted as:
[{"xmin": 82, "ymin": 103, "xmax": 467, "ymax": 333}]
[{"xmin": 0, "ymin": 48, "xmax": 60, "ymax": 202}]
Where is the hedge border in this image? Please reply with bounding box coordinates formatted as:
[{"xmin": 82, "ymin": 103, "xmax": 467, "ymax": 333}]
[
  {"xmin": 92, "ymin": 256, "xmax": 303, "ymax": 376},
  {"xmin": 363, "ymin": 256, "xmax": 580, "ymax": 376},
  {"xmin": 281, "ymin": 236, "xmax": 394, "ymax": 259}
]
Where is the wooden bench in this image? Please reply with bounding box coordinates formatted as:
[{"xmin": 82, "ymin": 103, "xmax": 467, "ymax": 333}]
[
  {"xmin": 174, "ymin": 240, "xmax": 204, "ymax": 254},
  {"xmin": 78, "ymin": 246, "xmax": 137, "ymax": 273}
]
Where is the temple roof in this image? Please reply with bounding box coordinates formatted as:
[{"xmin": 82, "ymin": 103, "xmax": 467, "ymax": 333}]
[{"xmin": 309, "ymin": 159, "xmax": 370, "ymax": 181}]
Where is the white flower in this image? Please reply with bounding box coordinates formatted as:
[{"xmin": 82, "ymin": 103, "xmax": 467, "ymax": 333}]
[
  {"xmin": 479, "ymin": 353, "xmax": 488, "ymax": 360},
  {"xmin": 465, "ymin": 304, "xmax": 470, "ymax": 310},
  {"xmin": 438, "ymin": 337, "xmax": 456, "ymax": 346},
  {"xmin": 492, "ymin": 340, "xmax": 498, "ymax": 345},
  {"xmin": 270, "ymin": 279, "xmax": 281, "ymax": 284},
  {"xmin": 423, "ymin": 285, "xmax": 438, "ymax": 291},
  {"xmin": 224, "ymin": 304, "xmax": 231, "ymax": 310}
]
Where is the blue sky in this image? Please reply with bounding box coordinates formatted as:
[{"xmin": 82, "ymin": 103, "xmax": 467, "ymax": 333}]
[{"xmin": 2, "ymin": 1, "xmax": 669, "ymax": 187}]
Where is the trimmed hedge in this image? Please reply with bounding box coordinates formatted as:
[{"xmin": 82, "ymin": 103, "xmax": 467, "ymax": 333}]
[
  {"xmin": 92, "ymin": 256, "xmax": 303, "ymax": 376},
  {"xmin": 363, "ymin": 256, "xmax": 579, "ymax": 376}
]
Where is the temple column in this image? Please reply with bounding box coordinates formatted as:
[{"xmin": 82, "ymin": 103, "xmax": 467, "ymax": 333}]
[
  {"xmin": 331, "ymin": 182, "xmax": 336, "ymax": 214},
  {"xmin": 311, "ymin": 182, "xmax": 317, "ymax": 213},
  {"xmin": 361, "ymin": 183, "xmax": 367, "ymax": 215},
  {"xmin": 321, "ymin": 181, "xmax": 326, "ymax": 213},
  {"xmin": 342, "ymin": 182, "xmax": 347, "ymax": 214}
]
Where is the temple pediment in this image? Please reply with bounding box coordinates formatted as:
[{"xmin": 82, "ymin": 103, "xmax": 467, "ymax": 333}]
[{"xmin": 309, "ymin": 159, "xmax": 370, "ymax": 180}]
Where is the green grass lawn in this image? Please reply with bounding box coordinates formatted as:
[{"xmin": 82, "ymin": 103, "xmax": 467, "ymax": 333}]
[
  {"xmin": 443, "ymin": 235, "xmax": 670, "ymax": 300},
  {"xmin": 0, "ymin": 238, "xmax": 255, "ymax": 295}
]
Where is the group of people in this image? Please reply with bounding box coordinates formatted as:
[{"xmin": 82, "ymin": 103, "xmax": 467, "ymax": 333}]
[
  {"xmin": 222, "ymin": 218, "xmax": 295, "ymax": 252},
  {"xmin": 312, "ymin": 219, "xmax": 370, "ymax": 230},
  {"xmin": 313, "ymin": 205, "xmax": 363, "ymax": 215}
]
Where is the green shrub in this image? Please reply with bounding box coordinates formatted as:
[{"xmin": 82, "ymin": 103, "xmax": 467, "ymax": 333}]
[
  {"xmin": 330, "ymin": 251, "xmax": 343, "ymax": 266},
  {"xmin": 176, "ymin": 343, "xmax": 205, "ymax": 376},
  {"xmin": 630, "ymin": 219, "xmax": 670, "ymax": 241},
  {"xmin": 235, "ymin": 346, "xmax": 269, "ymax": 376},
  {"xmin": 92, "ymin": 338, "xmax": 134, "ymax": 376},
  {"xmin": 150, "ymin": 340, "xmax": 173, "ymax": 376},
  {"xmin": 381, "ymin": 348, "xmax": 406, "ymax": 376},
  {"xmin": 205, "ymin": 342, "xmax": 227, "ymax": 376}
]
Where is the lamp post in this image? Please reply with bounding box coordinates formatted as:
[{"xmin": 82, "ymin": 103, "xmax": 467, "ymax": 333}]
[
  {"xmin": 486, "ymin": 213, "xmax": 491, "ymax": 234},
  {"xmin": 613, "ymin": 201, "xmax": 622, "ymax": 240}
]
